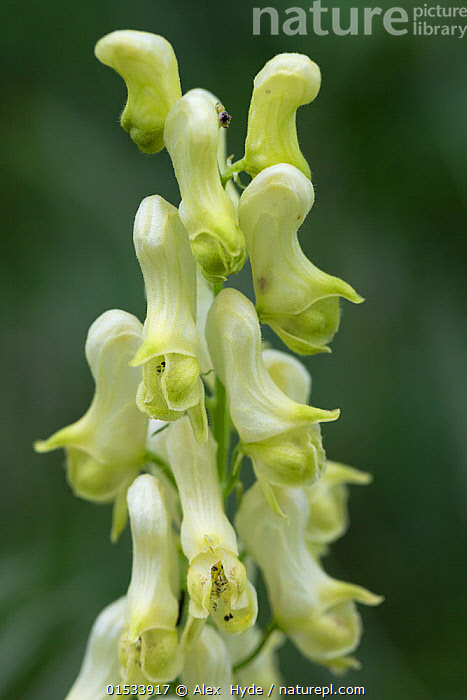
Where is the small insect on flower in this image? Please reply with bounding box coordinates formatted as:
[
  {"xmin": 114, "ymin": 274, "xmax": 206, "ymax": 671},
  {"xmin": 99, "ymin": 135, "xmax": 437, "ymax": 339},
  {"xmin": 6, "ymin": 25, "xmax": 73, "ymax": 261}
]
[{"xmin": 216, "ymin": 102, "xmax": 232, "ymax": 128}]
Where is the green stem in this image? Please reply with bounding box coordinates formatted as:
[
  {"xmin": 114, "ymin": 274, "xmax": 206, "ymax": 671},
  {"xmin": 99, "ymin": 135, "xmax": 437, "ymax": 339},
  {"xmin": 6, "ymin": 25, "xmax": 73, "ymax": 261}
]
[
  {"xmin": 210, "ymin": 280, "xmax": 231, "ymax": 483},
  {"xmin": 221, "ymin": 158, "xmax": 246, "ymax": 187},
  {"xmin": 145, "ymin": 450, "xmax": 176, "ymax": 488},
  {"xmin": 233, "ymin": 620, "xmax": 279, "ymax": 672},
  {"xmin": 213, "ymin": 281, "xmax": 224, "ymax": 297},
  {"xmin": 223, "ymin": 443, "xmax": 244, "ymax": 499},
  {"xmin": 235, "ymin": 481, "xmax": 244, "ymax": 508},
  {"xmin": 212, "ymin": 374, "xmax": 230, "ymax": 483}
]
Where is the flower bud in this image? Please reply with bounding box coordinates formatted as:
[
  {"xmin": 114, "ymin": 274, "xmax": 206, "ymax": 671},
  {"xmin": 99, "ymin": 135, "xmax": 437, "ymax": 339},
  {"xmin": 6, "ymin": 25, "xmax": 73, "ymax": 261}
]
[
  {"xmin": 304, "ymin": 462, "xmax": 372, "ymax": 553},
  {"xmin": 95, "ymin": 30, "xmax": 181, "ymax": 153},
  {"xmin": 243, "ymin": 54, "xmax": 321, "ymax": 179},
  {"xmin": 130, "ymin": 195, "xmax": 208, "ymax": 442},
  {"xmin": 182, "ymin": 625, "xmax": 233, "ymax": 689},
  {"xmin": 263, "ymin": 348, "xmax": 311, "ymax": 405},
  {"xmin": 35, "ymin": 310, "xmax": 147, "ymax": 503},
  {"xmin": 120, "ymin": 474, "xmax": 182, "ymax": 683},
  {"xmin": 164, "ymin": 90, "xmax": 246, "ymax": 282},
  {"xmin": 236, "ymin": 484, "xmax": 382, "ymax": 672},
  {"xmin": 206, "ymin": 289, "xmax": 339, "ymax": 510},
  {"xmin": 66, "ymin": 597, "xmax": 126, "ymax": 699},
  {"xmin": 166, "ymin": 417, "xmax": 257, "ymax": 634},
  {"xmin": 239, "ymin": 164, "xmax": 363, "ymax": 355}
]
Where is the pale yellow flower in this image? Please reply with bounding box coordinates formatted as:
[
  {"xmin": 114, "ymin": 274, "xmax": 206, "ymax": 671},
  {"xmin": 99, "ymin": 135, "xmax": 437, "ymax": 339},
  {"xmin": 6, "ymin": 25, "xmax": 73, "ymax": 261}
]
[
  {"xmin": 166, "ymin": 417, "xmax": 257, "ymax": 634},
  {"xmin": 120, "ymin": 474, "xmax": 182, "ymax": 683},
  {"xmin": 35, "ymin": 310, "xmax": 147, "ymax": 506},
  {"xmin": 239, "ymin": 163, "xmax": 363, "ymax": 354},
  {"xmin": 95, "ymin": 30, "xmax": 181, "ymax": 153},
  {"xmin": 130, "ymin": 194, "xmax": 207, "ymax": 442},
  {"xmin": 236, "ymin": 483, "xmax": 382, "ymax": 671}
]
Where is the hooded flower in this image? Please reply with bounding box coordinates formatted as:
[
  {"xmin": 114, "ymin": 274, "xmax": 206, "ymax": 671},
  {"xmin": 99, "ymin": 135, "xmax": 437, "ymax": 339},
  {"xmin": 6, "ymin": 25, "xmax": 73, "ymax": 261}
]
[
  {"xmin": 205, "ymin": 288, "xmax": 339, "ymax": 512},
  {"xmin": 66, "ymin": 597, "xmax": 126, "ymax": 699},
  {"xmin": 130, "ymin": 194, "xmax": 208, "ymax": 442},
  {"xmin": 164, "ymin": 89, "xmax": 246, "ymax": 282},
  {"xmin": 236, "ymin": 483, "xmax": 382, "ymax": 672},
  {"xmin": 242, "ymin": 53, "xmax": 321, "ymax": 179},
  {"xmin": 166, "ymin": 416, "xmax": 257, "ymax": 634},
  {"xmin": 35, "ymin": 310, "xmax": 147, "ymax": 511},
  {"xmin": 94, "ymin": 30, "xmax": 182, "ymax": 153},
  {"xmin": 119, "ymin": 474, "xmax": 182, "ymax": 683},
  {"xmin": 238, "ymin": 163, "xmax": 363, "ymax": 355}
]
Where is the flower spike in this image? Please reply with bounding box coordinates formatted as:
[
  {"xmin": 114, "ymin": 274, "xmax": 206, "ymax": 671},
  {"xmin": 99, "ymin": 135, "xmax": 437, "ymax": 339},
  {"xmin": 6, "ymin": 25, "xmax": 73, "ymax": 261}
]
[
  {"xmin": 164, "ymin": 89, "xmax": 246, "ymax": 282},
  {"xmin": 95, "ymin": 30, "xmax": 181, "ymax": 153},
  {"xmin": 120, "ymin": 474, "xmax": 182, "ymax": 683},
  {"xmin": 166, "ymin": 417, "xmax": 258, "ymax": 634},
  {"xmin": 206, "ymin": 289, "xmax": 339, "ymax": 511},
  {"xmin": 236, "ymin": 483, "xmax": 382, "ymax": 672},
  {"xmin": 243, "ymin": 53, "xmax": 321, "ymax": 179},
  {"xmin": 130, "ymin": 194, "xmax": 208, "ymax": 442},
  {"xmin": 35, "ymin": 310, "xmax": 147, "ymax": 506},
  {"xmin": 239, "ymin": 163, "xmax": 363, "ymax": 355}
]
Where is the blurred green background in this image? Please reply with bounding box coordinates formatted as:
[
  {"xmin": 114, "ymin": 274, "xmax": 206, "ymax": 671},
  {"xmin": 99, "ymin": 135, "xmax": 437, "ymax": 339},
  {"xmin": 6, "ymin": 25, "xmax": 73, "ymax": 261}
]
[{"xmin": 1, "ymin": 0, "xmax": 466, "ymax": 698}]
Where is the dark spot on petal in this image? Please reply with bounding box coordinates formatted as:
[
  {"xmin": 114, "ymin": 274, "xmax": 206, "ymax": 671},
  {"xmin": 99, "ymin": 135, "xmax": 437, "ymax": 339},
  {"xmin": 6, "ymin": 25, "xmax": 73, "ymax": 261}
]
[{"xmin": 257, "ymin": 276, "xmax": 268, "ymax": 293}]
